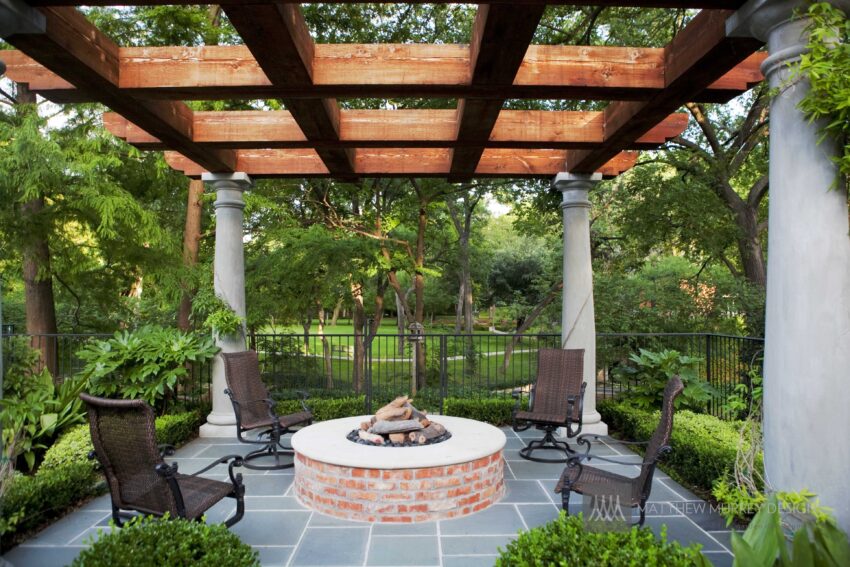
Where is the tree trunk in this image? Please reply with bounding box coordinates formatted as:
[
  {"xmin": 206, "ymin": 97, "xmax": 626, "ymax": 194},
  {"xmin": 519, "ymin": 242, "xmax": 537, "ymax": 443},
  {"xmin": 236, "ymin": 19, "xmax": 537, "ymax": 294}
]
[
  {"xmin": 317, "ymin": 301, "xmax": 333, "ymax": 389},
  {"xmin": 351, "ymin": 279, "xmax": 366, "ymax": 394},
  {"xmin": 413, "ymin": 203, "xmax": 427, "ymax": 390},
  {"xmin": 22, "ymin": 196, "xmax": 58, "ymax": 377},
  {"xmin": 735, "ymin": 206, "xmax": 767, "ymax": 288},
  {"xmin": 301, "ymin": 315, "xmax": 312, "ymax": 354},
  {"xmin": 454, "ymin": 280, "xmax": 464, "ymax": 334},
  {"xmin": 178, "ymin": 179, "xmax": 204, "ymax": 331},
  {"xmin": 395, "ymin": 289, "xmax": 406, "ymax": 355},
  {"xmin": 331, "ymin": 297, "xmax": 343, "ymax": 326},
  {"xmin": 501, "ymin": 281, "xmax": 563, "ymax": 374},
  {"xmin": 18, "ymin": 84, "xmax": 58, "ymax": 376}
]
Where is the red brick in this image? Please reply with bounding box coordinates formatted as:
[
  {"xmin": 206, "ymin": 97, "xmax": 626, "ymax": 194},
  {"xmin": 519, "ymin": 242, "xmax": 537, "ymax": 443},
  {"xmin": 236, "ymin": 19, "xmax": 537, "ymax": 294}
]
[
  {"xmin": 415, "ymin": 467, "xmax": 445, "ymax": 479},
  {"xmin": 447, "ymin": 486, "xmax": 472, "ymax": 498}
]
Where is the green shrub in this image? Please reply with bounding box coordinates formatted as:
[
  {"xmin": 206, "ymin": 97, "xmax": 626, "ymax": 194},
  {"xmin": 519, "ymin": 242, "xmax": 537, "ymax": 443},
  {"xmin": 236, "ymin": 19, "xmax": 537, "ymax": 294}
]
[
  {"xmin": 496, "ymin": 512, "xmax": 709, "ymax": 566},
  {"xmin": 39, "ymin": 425, "xmax": 95, "ymax": 472},
  {"xmin": 70, "ymin": 514, "xmax": 260, "ymax": 567},
  {"xmin": 1, "ymin": 462, "xmax": 100, "ymax": 541},
  {"xmin": 443, "ymin": 397, "xmax": 523, "ymax": 426},
  {"xmin": 154, "ymin": 411, "xmax": 203, "ymax": 446},
  {"xmin": 612, "ymin": 348, "xmax": 716, "ymax": 412},
  {"xmin": 77, "ymin": 326, "xmax": 218, "ymax": 412},
  {"xmin": 276, "ymin": 396, "xmax": 365, "ymax": 421},
  {"xmin": 598, "ymin": 400, "xmax": 760, "ymax": 495}
]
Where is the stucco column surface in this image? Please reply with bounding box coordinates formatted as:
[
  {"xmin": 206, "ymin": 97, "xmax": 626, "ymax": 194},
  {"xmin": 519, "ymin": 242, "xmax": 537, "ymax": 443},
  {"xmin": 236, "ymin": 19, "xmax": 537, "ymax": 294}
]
[
  {"xmin": 553, "ymin": 172, "xmax": 607, "ymax": 436},
  {"xmin": 730, "ymin": 0, "xmax": 850, "ymax": 531},
  {"xmin": 199, "ymin": 172, "xmax": 252, "ymax": 438}
]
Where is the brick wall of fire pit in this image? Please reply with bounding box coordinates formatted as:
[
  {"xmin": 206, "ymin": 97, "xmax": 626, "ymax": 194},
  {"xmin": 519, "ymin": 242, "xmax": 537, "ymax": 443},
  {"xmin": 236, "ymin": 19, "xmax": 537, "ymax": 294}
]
[{"xmin": 294, "ymin": 450, "xmax": 505, "ymax": 523}]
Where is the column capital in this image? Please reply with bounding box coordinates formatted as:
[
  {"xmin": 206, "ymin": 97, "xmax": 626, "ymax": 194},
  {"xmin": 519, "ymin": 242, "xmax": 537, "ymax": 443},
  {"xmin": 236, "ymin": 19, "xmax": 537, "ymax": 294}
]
[
  {"xmin": 553, "ymin": 172, "xmax": 601, "ymax": 210},
  {"xmin": 202, "ymin": 172, "xmax": 253, "ymax": 191}
]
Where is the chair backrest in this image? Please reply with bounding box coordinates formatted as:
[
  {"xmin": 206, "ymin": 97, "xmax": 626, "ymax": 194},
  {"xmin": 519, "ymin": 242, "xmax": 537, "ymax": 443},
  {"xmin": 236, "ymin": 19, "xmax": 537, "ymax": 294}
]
[
  {"xmin": 532, "ymin": 348, "xmax": 584, "ymax": 421},
  {"xmin": 222, "ymin": 350, "xmax": 273, "ymax": 429},
  {"xmin": 80, "ymin": 393, "xmax": 179, "ymax": 516},
  {"xmin": 637, "ymin": 376, "xmax": 684, "ymax": 498}
]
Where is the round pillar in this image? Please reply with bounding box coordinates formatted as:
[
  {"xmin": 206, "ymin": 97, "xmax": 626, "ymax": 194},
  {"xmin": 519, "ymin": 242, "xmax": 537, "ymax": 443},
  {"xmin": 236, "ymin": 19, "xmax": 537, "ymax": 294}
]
[
  {"xmin": 734, "ymin": 0, "xmax": 850, "ymax": 531},
  {"xmin": 199, "ymin": 172, "xmax": 252, "ymax": 437},
  {"xmin": 553, "ymin": 172, "xmax": 607, "ymax": 435}
]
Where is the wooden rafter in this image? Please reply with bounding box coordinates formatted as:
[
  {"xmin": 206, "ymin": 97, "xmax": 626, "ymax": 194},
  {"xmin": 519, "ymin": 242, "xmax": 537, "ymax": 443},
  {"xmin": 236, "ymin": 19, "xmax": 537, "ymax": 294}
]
[
  {"xmin": 450, "ymin": 4, "xmax": 545, "ymax": 179},
  {"xmin": 2, "ymin": 7, "xmax": 236, "ymax": 172},
  {"xmin": 223, "ymin": 3, "xmax": 355, "ymax": 178},
  {"xmin": 103, "ymin": 110, "xmax": 689, "ymax": 150},
  {"xmin": 163, "ymin": 148, "xmax": 639, "ymax": 179},
  {"xmin": 565, "ymin": 9, "xmax": 763, "ymax": 172},
  {"xmin": 0, "ymin": 47, "xmax": 764, "ymax": 105}
]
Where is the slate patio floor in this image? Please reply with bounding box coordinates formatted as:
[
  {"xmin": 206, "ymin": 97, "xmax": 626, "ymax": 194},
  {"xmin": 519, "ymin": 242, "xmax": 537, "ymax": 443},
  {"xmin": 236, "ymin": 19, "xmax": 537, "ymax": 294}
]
[{"xmin": 2, "ymin": 427, "xmax": 736, "ymax": 566}]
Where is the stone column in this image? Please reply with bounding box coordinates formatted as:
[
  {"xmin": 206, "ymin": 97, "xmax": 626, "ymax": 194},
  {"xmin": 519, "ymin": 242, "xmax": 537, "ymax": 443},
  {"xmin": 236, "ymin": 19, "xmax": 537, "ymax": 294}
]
[
  {"xmin": 199, "ymin": 172, "xmax": 252, "ymax": 438},
  {"xmin": 729, "ymin": 0, "xmax": 850, "ymax": 531},
  {"xmin": 553, "ymin": 172, "xmax": 607, "ymax": 435}
]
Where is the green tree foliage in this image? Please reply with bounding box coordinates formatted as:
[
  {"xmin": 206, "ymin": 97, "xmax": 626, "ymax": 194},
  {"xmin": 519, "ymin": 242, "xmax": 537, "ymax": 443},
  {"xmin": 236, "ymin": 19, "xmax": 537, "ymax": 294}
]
[{"xmin": 799, "ymin": 2, "xmax": 850, "ymax": 182}]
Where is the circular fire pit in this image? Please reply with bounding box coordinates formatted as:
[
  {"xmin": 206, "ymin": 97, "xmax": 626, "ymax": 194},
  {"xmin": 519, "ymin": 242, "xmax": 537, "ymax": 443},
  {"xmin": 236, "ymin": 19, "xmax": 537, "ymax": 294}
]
[{"xmin": 292, "ymin": 415, "xmax": 506, "ymax": 523}]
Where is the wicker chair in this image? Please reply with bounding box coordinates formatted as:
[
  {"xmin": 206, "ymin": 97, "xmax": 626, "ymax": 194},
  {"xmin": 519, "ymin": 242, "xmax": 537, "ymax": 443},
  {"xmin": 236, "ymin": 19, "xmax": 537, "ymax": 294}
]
[
  {"xmin": 222, "ymin": 350, "xmax": 313, "ymax": 470},
  {"xmin": 554, "ymin": 376, "xmax": 684, "ymax": 526},
  {"xmin": 512, "ymin": 348, "xmax": 587, "ymax": 463},
  {"xmin": 80, "ymin": 393, "xmax": 245, "ymax": 527}
]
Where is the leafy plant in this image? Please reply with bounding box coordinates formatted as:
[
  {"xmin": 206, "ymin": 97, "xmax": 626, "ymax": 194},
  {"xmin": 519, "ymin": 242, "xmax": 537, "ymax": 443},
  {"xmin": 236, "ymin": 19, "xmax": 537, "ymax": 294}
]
[
  {"xmin": 1, "ymin": 343, "xmax": 87, "ymax": 470},
  {"xmin": 70, "ymin": 514, "xmax": 260, "ymax": 567},
  {"xmin": 496, "ymin": 512, "xmax": 709, "ymax": 566},
  {"xmin": 612, "ymin": 348, "xmax": 717, "ymax": 412},
  {"xmin": 191, "ymin": 287, "xmax": 245, "ymax": 338},
  {"xmin": 724, "ymin": 367, "xmax": 763, "ymax": 419},
  {"xmin": 77, "ymin": 326, "xmax": 218, "ymax": 411},
  {"xmin": 732, "ymin": 494, "xmax": 850, "ymax": 567},
  {"xmin": 798, "ymin": 2, "xmax": 850, "ymax": 182}
]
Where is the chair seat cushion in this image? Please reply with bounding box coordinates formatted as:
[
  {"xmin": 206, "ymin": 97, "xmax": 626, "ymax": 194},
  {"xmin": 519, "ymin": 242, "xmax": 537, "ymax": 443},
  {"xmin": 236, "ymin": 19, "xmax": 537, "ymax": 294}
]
[
  {"xmin": 175, "ymin": 474, "xmax": 235, "ymax": 519},
  {"xmin": 515, "ymin": 410, "xmax": 568, "ymax": 425},
  {"xmin": 554, "ymin": 463, "xmax": 641, "ymax": 506},
  {"xmin": 279, "ymin": 411, "xmax": 312, "ymax": 429}
]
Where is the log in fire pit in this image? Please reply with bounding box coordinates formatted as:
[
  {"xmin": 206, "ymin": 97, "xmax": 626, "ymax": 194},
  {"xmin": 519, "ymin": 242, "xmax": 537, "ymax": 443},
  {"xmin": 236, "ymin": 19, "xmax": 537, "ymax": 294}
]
[{"xmin": 346, "ymin": 396, "xmax": 451, "ymax": 447}]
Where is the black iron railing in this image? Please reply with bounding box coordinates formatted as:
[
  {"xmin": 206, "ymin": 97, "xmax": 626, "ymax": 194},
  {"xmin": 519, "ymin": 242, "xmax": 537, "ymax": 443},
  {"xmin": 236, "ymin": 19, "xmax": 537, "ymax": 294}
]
[{"xmin": 2, "ymin": 331, "xmax": 762, "ymax": 419}]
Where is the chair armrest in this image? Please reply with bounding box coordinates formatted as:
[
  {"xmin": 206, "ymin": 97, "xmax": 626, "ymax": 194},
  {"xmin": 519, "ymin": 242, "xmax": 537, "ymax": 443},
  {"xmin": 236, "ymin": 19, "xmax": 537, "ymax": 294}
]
[
  {"xmin": 295, "ymin": 390, "xmax": 311, "ymax": 414},
  {"xmin": 585, "ymin": 445, "xmax": 671, "ymax": 467},
  {"xmin": 155, "ymin": 462, "xmax": 187, "ymax": 518},
  {"xmin": 190, "ymin": 453, "xmax": 245, "ymax": 480},
  {"xmin": 577, "ymin": 433, "xmax": 651, "ymax": 447}
]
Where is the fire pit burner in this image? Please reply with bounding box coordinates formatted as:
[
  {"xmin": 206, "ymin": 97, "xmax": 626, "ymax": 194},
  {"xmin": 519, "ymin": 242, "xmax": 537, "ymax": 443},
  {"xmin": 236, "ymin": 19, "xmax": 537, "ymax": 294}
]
[
  {"xmin": 346, "ymin": 428, "xmax": 452, "ymax": 447},
  {"xmin": 348, "ymin": 395, "xmax": 451, "ymax": 447}
]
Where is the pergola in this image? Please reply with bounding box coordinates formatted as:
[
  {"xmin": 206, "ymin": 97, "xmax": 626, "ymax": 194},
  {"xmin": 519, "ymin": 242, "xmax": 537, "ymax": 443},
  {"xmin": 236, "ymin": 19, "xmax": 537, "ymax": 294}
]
[{"xmin": 1, "ymin": 0, "xmax": 849, "ymax": 532}]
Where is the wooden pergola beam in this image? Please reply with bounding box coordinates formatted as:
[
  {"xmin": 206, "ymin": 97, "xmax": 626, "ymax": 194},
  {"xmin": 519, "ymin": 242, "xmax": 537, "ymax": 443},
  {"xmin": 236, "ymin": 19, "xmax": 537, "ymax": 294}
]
[
  {"xmin": 450, "ymin": 3, "xmax": 545, "ymax": 179},
  {"xmin": 565, "ymin": 9, "xmax": 763, "ymax": 172},
  {"xmin": 223, "ymin": 2, "xmax": 355, "ymax": 177},
  {"xmin": 103, "ymin": 110, "xmax": 689, "ymax": 150},
  {"xmin": 0, "ymin": 47, "xmax": 764, "ymax": 104},
  {"xmin": 2, "ymin": 7, "xmax": 236, "ymax": 172},
  {"xmin": 163, "ymin": 148, "xmax": 639, "ymax": 179}
]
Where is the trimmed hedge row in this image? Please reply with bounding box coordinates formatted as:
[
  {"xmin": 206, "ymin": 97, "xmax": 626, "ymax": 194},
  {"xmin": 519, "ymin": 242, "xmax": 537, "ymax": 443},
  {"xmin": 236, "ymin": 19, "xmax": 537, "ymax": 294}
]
[
  {"xmin": 496, "ymin": 512, "xmax": 708, "ymax": 566},
  {"xmin": 443, "ymin": 397, "xmax": 521, "ymax": 426},
  {"xmin": 1, "ymin": 410, "xmax": 203, "ymax": 547},
  {"xmin": 276, "ymin": 396, "xmax": 365, "ymax": 421},
  {"xmin": 598, "ymin": 400, "xmax": 760, "ymax": 495}
]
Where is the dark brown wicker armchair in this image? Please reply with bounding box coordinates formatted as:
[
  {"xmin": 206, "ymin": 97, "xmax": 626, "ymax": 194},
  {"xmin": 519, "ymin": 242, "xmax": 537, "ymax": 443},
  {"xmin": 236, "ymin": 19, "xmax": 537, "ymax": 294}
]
[
  {"xmin": 554, "ymin": 376, "xmax": 684, "ymax": 526},
  {"xmin": 222, "ymin": 350, "xmax": 313, "ymax": 470},
  {"xmin": 80, "ymin": 393, "xmax": 245, "ymax": 528},
  {"xmin": 512, "ymin": 348, "xmax": 587, "ymax": 463}
]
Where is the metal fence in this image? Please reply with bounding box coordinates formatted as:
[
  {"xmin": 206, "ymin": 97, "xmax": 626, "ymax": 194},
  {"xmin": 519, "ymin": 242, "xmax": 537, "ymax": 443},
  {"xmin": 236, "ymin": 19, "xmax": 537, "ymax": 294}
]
[{"xmin": 1, "ymin": 331, "xmax": 763, "ymax": 419}]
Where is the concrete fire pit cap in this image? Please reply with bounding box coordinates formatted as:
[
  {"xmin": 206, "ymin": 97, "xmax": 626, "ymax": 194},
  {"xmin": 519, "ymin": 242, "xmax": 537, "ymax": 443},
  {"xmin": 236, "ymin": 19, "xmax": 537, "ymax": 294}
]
[{"xmin": 291, "ymin": 415, "xmax": 506, "ymax": 469}]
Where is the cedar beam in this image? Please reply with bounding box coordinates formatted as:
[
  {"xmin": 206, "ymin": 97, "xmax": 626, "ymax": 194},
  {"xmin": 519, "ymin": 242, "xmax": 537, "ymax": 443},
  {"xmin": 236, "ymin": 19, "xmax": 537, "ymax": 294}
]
[
  {"xmin": 223, "ymin": 3, "xmax": 355, "ymax": 178},
  {"xmin": 1, "ymin": 6, "xmax": 235, "ymax": 172},
  {"xmin": 163, "ymin": 148, "xmax": 640, "ymax": 179},
  {"xmin": 565, "ymin": 9, "xmax": 763, "ymax": 173},
  {"xmin": 104, "ymin": 109, "xmax": 689, "ymax": 150},
  {"xmin": 450, "ymin": 3, "xmax": 545, "ymax": 179},
  {"xmin": 1, "ymin": 47, "xmax": 765, "ymax": 104}
]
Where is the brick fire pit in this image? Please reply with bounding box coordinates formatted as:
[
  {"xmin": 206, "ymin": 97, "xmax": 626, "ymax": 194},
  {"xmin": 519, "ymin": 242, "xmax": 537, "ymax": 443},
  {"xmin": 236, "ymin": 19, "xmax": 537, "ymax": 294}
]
[{"xmin": 291, "ymin": 415, "xmax": 506, "ymax": 523}]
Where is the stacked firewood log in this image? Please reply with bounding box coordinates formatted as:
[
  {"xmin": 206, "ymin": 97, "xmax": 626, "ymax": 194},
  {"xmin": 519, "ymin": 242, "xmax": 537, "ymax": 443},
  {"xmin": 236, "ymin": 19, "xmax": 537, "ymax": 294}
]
[{"xmin": 357, "ymin": 396, "xmax": 447, "ymax": 445}]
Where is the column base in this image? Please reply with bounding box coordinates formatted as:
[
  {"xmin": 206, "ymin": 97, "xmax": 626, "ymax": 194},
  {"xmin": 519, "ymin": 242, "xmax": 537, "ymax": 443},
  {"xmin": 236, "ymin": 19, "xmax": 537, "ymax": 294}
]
[{"xmin": 199, "ymin": 422, "xmax": 239, "ymax": 438}]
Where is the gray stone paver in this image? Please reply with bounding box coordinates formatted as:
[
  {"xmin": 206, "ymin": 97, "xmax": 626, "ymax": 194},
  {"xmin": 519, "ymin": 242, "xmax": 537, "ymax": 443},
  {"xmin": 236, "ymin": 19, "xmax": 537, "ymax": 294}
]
[{"xmin": 2, "ymin": 427, "xmax": 733, "ymax": 566}]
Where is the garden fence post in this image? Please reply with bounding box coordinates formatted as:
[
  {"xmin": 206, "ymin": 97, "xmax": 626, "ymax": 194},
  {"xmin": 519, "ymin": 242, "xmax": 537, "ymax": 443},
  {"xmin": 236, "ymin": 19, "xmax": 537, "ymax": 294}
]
[{"xmin": 439, "ymin": 335, "xmax": 448, "ymax": 414}]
